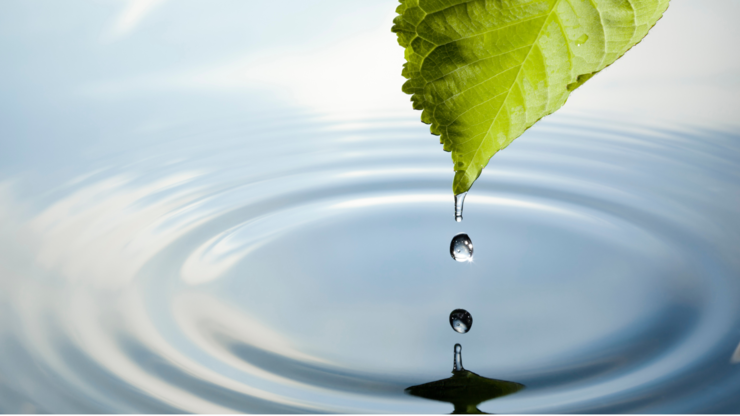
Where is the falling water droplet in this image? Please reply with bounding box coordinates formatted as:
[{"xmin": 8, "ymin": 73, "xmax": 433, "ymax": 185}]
[
  {"xmin": 453, "ymin": 343, "xmax": 464, "ymax": 371},
  {"xmin": 449, "ymin": 309, "xmax": 473, "ymax": 334},
  {"xmin": 450, "ymin": 233, "xmax": 473, "ymax": 262},
  {"xmin": 576, "ymin": 34, "xmax": 589, "ymax": 46},
  {"xmin": 454, "ymin": 192, "xmax": 467, "ymax": 222}
]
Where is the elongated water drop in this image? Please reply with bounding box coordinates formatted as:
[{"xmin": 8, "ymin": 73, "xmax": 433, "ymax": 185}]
[
  {"xmin": 576, "ymin": 34, "xmax": 589, "ymax": 46},
  {"xmin": 450, "ymin": 233, "xmax": 473, "ymax": 262},
  {"xmin": 454, "ymin": 192, "xmax": 467, "ymax": 222},
  {"xmin": 449, "ymin": 309, "xmax": 473, "ymax": 334},
  {"xmin": 453, "ymin": 343, "xmax": 464, "ymax": 371}
]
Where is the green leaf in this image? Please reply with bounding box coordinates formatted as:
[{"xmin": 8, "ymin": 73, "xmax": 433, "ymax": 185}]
[{"xmin": 392, "ymin": 0, "xmax": 669, "ymax": 194}]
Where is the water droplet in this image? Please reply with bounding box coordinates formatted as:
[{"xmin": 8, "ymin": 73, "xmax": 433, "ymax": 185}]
[
  {"xmin": 453, "ymin": 343, "xmax": 464, "ymax": 371},
  {"xmin": 449, "ymin": 309, "xmax": 473, "ymax": 334},
  {"xmin": 454, "ymin": 192, "xmax": 467, "ymax": 222},
  {"xmin": 576, "ymin": 34, "xmax": 589, "ymax": 46},
  {"xmin": 449, "ymin": 233, "xmax": 473, "ymax": 262}
]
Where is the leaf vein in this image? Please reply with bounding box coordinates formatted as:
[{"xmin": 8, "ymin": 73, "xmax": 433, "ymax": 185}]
[
  {"xmin": 432, "ymin": 12, "xmax": 549, "ymax": 48},
  {"xmin": 465, "ymin": 0, "xmax": 562, "ymax": 175}
]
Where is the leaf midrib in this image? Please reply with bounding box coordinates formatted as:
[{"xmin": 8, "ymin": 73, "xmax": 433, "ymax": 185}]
[{"xmin": 461, "ymin": 0, "xmax": 562, "ymax": 174}]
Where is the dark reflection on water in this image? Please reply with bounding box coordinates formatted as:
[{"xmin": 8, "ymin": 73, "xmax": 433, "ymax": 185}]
[
  {"xmin": 59, "ymin": 340, "xmax": 181, "ymax": 413},
  {"xmin": 406, "ymin": 344, "xmax": 525, "ymax": 414},
  {"xmin": 223, "ymin": 333, "xmax": 407, "ymax": 397},
  {"xmin": 407, "ymin": 369, "xmax": 524, "ymax": 414},
  {"xmin": 1, "ymin": 110, "xmax": 740, "ymax": 412},
  {"xmin": 121, "ymin": 340, "xmax": 304, "ymax": 414}
]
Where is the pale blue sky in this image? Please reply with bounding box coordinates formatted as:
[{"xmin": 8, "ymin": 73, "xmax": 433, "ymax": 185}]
[{"xmin": 1, "ymin": 1, "xmax": 738, "ymax": 128}]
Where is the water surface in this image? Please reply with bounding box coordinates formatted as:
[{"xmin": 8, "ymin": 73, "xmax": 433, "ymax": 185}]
[{"xmin": 1, "ymin": 109, "xmax": 739, "ymax": 413}]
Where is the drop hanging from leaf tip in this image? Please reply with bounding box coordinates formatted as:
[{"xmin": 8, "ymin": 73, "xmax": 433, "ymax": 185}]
[{"xmin": 454, "ymin": 192, "xmax": 467, "ymax": 222}]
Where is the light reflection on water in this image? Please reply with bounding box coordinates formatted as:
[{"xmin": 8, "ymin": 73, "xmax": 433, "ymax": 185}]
[{"xmin": 0, "ymin": 111, "xmax": 739, "ymax": 413}]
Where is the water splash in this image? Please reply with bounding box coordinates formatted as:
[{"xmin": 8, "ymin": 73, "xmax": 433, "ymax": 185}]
[
  {"xmin": 453, "ymin": 343, "xmax": 464, "ymax": 371},
  {"xmin": 405, "ymin": 344, "xmax": 525, "ymax": 414},
  {"xmin": 454, "ymin": 192, "xmax": 467, "ymax": 222}
]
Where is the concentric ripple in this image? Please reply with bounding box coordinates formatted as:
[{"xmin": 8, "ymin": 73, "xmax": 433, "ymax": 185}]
[{"xmin": 0, "ymin": 111, "xmax": 739, "ymax": 413}]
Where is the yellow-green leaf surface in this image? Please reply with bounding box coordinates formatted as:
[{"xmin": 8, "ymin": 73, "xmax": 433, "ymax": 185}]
[{"xmin": 392, "ymin": 0, "xmax": 669, "ymax": 194}]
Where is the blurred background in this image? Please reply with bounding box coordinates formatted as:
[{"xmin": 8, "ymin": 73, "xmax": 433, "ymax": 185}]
[
  {"xmin": 1, "ymin": 0, "xmax": 739, "ymax": 145},
  {"xmin": 1, "ymin": 1, "xmax": 739, "ymax": 413}
]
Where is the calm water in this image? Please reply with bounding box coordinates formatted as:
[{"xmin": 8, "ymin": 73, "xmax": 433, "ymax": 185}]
[{"xmin": 1, "ymin": 109, "xmax": 739, "ymax": 413}]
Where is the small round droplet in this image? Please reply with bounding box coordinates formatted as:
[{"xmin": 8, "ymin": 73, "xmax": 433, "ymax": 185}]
[
  {"xmin": 449, "ymin": 309, "xmax": 473, "ymax": 334},
  {"xmin": 449, "ymin": 233, "xmax": 473, "ymax": 262}
]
